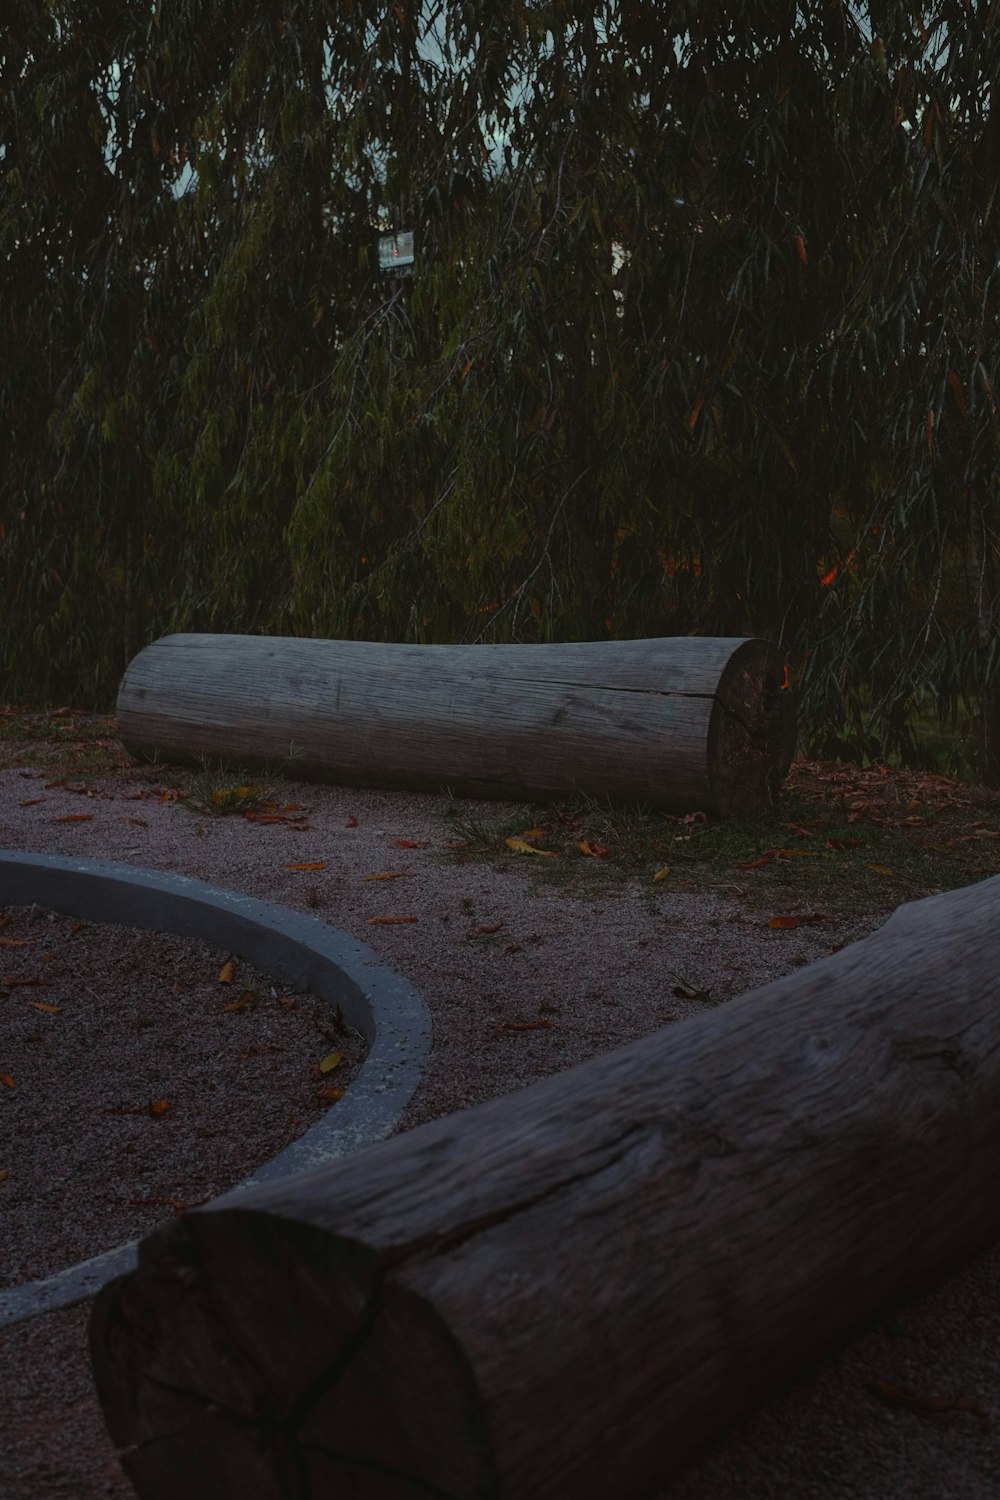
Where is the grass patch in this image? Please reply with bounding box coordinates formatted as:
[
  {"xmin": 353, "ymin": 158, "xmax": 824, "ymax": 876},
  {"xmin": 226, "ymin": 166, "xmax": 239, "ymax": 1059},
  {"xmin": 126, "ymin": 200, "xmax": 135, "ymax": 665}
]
[
  {"xmin": 0, "ymin": 709, "xmax": 125, "ymax": 778},
  {"xmin": 184, "ymin": 765, "xmax": 273, "ymax": 817},
  {"xmin": 438, "ymin": 761, "xmax": 1000, "ymax": 921}
]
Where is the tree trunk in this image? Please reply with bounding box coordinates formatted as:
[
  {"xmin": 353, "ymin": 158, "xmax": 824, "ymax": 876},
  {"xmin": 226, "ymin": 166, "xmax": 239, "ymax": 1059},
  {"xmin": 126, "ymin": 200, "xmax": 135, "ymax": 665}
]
[
  {"xmin": 116, "ymin": 633, "xmax": 794, "ymax": 815},
  {"xmin": 90, "ymin": 875, "xmax": 1000, "ymax": 1500}
]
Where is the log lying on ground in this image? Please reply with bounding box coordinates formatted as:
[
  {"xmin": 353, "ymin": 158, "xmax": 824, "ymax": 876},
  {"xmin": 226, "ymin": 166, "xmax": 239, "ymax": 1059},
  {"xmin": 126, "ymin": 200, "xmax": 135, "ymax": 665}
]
[
  {"xmin": 116, "ymin": 633, "xmax": 794, "ymax": 815},
  {"xmin": 90, "ymin": 875, "xmax": 1000, "ymax": 1500}
]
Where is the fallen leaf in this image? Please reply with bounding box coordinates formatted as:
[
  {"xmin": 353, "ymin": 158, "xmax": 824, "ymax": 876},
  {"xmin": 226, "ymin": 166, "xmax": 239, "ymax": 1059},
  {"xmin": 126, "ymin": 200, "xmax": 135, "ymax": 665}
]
[
  {"xmin": 520, "ymin": 827, "xmax": 548, "ymax": 839},
  {"xmin": 653, "ymin": 865, "xmax": 671, "ymax": 881},
  {"xmin": 125, "ymin": 816, "xmax": 148, "ymax": 827},
  {"xmin": 578, "ymin": 840, "xmax": 610, "ymax": 858},
  {"xmin": 319, "ymin": 1049, "xmax": 344, "ymax": 1073},
  {"xmin": 19, "ymin": 798, "xmax": 45, "ymax": 807},
  {"xmin": 283, "ymin": 803, "xmax": 304, "ymax": 811},
  {"xmin": 393, "ymin": 839, "xmax": 430, "ymax": 848},
  {"xmin": 223, "ymin": 990, "xmax": 255, "ymax": 1012},
  {"xmin": 472, "ymin": 922, "xmax": 504, "ymax": 937},
  {"xmin": 367, "ymin": 915, "xmax": 418, "ymax": 924},
  {"xmin": 869, "ymin": 1377, "xmax": 990, "ymax": 1428},
  {"xmin": 498, "ymin": 1019, "xmax": 555, "ymax": 1032},
  {"xmin": 316, "ymin": 1086, "xmax": 345, "ymax": 1101},
  {"xmin": 0, "ymin": 1169, "xmax": 8, "ymax": 1181},
  {"xmin": 284, "ymin": 861, "xmax": 326, "ymax": 870},
  {"xmin": 505, "ymin": 837, "xmax": 556, "ymax": 856},
  {"xmin": 768, "ymin": 913, "xmax": 828, "ymax": 929},
  {"xmin": 737, "ymin": 855, "xmax": 776, "ymax": 869},
  {"xmin": 826, "ymin": 837, "xmax": 863, "ymax": 850},
  {"xmin": 866, "ymin": 863, "xmax": 894, "ymax": 875},
  {"xmin": 0, "ymin": 1074, "xmax": 15, "ymax": 1088},
  {"xmin": 149, "ymin": 1096, "xmax": 171, "ymax": 1116},
  {"xmin": 0, "ymin": 976, "xmax": 47, "ymax": 987},
  {"xmin": 29, "ymin": 1001, "xmax": 62, "ymax": 1013},
  {"xmin": 218, "ymin": 959, "xmax": 235, "ymax": 984},
  {"xmin": 244, "ymin": 813, "xmax": 289, "ymax": 824},
  {"xmin": 50, "ymin": 813, "xmax": 93, "ymax": 824},
  {"xmin": 0, "ymin": 939, "xmax": 32, "ymax": 947},
  {"xmin": 363, "ymin": 872, "xmax": 409, "ymax": 881},
  {"xmin": 344, "ymin": 815, "xmax": 358, "ymax": 827}
]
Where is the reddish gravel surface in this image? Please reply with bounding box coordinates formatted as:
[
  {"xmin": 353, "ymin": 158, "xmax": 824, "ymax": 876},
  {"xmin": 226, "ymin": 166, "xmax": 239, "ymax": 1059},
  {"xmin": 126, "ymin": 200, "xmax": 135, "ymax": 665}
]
[{"xmin": 2, "ymin": 754, "xmax": 1000, "ymax": 1498}]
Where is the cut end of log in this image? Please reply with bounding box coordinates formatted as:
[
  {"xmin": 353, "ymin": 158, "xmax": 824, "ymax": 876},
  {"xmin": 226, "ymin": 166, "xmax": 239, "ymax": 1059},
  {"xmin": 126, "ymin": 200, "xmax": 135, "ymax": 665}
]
[
  {"xmin": 708, "ymin": 641, "xmax": 796, "ymax": 816},
  {"xmin": 89, "ymin": 1210, "xmax": 492, "ymax": 1500}
]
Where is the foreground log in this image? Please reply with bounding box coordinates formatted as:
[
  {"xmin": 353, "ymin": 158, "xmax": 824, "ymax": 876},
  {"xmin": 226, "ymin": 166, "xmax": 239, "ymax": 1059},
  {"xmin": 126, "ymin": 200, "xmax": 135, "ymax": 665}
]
[
  {"xmin": 90, "ymin": 876, "xmax": 1000, "ymax": 1499},
  {"xmin": 116, "ymin": 633, "xmax": 794, "ymax": 814}
]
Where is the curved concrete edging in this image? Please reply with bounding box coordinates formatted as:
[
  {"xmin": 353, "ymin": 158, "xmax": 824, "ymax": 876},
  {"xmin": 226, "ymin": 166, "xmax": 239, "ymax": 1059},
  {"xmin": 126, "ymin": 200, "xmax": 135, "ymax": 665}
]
[{"xmin": 0, "ymin": 851, "xmax": 432, "ymax": 1327}]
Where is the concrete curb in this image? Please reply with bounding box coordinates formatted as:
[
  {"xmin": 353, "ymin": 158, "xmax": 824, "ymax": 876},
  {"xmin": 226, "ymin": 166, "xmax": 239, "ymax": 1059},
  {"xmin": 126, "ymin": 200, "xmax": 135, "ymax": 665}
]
[{"xmin": 0, "ymin": 851, "xmax": 432, "ymax": 1327}]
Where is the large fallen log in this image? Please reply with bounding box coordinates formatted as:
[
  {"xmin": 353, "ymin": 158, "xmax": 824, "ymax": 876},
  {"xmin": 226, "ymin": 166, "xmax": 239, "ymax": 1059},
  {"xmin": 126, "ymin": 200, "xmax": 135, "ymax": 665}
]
[
  {"xmin": 90, "ymin": 875, "xmax": 1000, "ymax": 1499},
  {"xmin": 116, "ymin": 633, "xmax": 794, "ymax": 814}
]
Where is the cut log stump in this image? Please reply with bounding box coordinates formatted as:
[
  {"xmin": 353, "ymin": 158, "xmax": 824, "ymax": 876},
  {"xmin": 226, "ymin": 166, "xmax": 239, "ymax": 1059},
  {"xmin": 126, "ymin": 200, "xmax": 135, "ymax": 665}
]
[
  {"xmin": 116, "ymin": 633, "xmax": 794, "ymax": 815},
  {"xmin": 90, "ymin": 875, "xmax": 1000, "ymax": 1499}
]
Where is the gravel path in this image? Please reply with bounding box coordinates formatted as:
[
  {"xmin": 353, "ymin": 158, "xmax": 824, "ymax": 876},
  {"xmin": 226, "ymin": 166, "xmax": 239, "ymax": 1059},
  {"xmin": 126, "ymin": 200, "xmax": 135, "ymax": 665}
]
[{"xmin": 2, "ymin": 760, "xmax": 999, "ymax": 1497}]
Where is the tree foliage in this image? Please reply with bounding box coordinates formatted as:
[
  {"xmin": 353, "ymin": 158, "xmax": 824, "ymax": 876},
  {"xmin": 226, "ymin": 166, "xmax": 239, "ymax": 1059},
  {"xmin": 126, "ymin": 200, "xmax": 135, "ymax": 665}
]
[{"xmin": 2, "ymin": 1, "xmax": 999, "ymax": 775}]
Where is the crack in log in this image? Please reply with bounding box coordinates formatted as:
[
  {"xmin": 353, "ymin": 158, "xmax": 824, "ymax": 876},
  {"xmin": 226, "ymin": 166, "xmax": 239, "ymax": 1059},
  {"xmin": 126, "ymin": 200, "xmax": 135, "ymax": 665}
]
[
  {"xmin": 379, "ymin": 1120, "xmax": 676, "ymax": 1267},
  {"xmin": 494, "ymin": 675, "xmax": 786, "ymax": 753},
  {"xmin": 277, "ymin": 1124, "xmax": 673, "ymax": 1479}
]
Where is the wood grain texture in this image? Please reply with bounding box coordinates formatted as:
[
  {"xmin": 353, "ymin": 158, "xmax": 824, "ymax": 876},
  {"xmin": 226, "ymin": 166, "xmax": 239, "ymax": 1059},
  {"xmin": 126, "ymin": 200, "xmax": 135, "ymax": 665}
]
[
  {"xmin": 90, "ymin": 875, "xmax": 1000, "ymax": 1500},
  {"xmin": 116, "ymin": 634, "xmax": 795, "ymax": 814}
]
